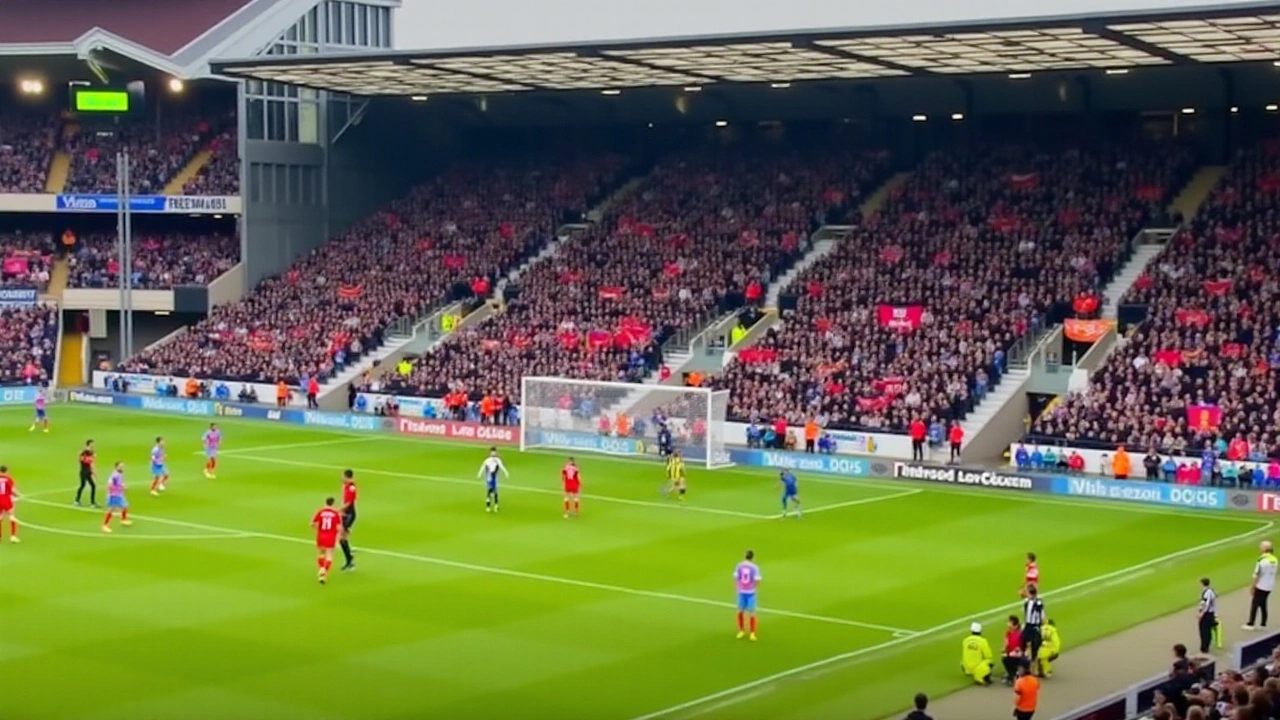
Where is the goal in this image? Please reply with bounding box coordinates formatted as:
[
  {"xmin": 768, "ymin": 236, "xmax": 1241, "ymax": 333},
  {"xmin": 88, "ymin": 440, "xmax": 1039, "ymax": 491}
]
[{"xmin": 520, "ymin": 377, "xmax": 733, "ymax": 469}]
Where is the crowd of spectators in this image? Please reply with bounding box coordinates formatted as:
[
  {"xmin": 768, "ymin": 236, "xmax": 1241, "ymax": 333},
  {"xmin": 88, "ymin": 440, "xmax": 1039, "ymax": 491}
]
[
  {"xmin": 0, "ymin": 305, "xmax": 57, "ymax": 387},
  {"xmin": 182, "ymin": 128, "xmax": 238, "ymax": 196},
  {"xmin": 119, "ymin": 154, "xmax": 630, "ymax": 386},
  {"xmin": 719, "ymin": 139, "xmax": 1195, "ymax": 432},
  {"xmin": 64, "ymin": 115, "xmax": 232, "ymax": 195},
  {"xmin": 0, "ymin": 113, "xmax": 55, "ymax": 193},
  {"xmin": 0, "ymin": 231, "xmax": 54, "ymax": 290},
  {"xmin": 1143, "ymin": 642, "xmax": 1280, "ymax": 720},
  {"xmin": 1033, "ymin": 140, "xmax": 1280, "ymax": 457},
  {"xmin": 66, "ymin": 231, "xmax": 239, "ymax": 289},
  {"xmin": 375, "ymin": 144, "xmax": 892, "ymax": 401}
]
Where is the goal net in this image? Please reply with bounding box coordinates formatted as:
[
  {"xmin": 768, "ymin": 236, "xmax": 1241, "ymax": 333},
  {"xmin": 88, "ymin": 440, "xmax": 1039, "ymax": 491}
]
[{"xmin": 520, "ymin": 377, "xmax": 732, "ymax": 469}]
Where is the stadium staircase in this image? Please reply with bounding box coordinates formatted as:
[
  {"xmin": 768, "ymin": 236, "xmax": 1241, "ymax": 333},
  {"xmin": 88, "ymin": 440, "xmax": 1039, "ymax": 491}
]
[
  {"xmin": 1101, "ymin": 237, "xmax": 1169, "ymax": 320},
  {"xmin": 163, "ymin": 149, "xmax": 214, "ymax": 195},
  {"xmin": 57, "ymin": 329, "xmax": 85, "ymax": 388},
  {"xmin": 42, "ymin": 258, "xmax": 69, "ymax": 302},
  {"xmin": 1169, "ymin": 165, "xmax": 1227, "ymax": 220},
  {"xmin": 44, "ymin": 121, "xmax": 75, "ymax": 193}
]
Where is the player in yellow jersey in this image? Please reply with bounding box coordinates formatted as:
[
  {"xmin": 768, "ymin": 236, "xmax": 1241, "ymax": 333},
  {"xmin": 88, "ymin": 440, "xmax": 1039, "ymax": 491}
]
[{"xmin": 663, "ymin": 451, "xmax": 687, "ymax": 502}]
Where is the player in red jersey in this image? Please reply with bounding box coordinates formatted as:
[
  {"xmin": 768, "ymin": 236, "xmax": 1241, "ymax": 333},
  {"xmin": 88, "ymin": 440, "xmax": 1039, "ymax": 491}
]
[
  {"xmin": 1021, "ymin": 552, "xmax": 1040, "ymax": 597},
  {"xmin": 0, "ymin": 465, "xmax": 18, "ymax": 543},
  {"xmin": 339, "ymin": 469, "xmax": 357, "ymax": 571},
  {"xmin": 562, "ymin": 457, "xmax": 581, "ymax": 518},
  {"xmin": 312, "ymin": 497, "xmax": 342, "ymax": 584}
]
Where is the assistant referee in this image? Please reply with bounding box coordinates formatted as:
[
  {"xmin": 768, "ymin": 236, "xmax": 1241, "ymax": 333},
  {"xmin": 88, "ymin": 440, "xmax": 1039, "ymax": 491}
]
[
  {"xmin": 1245, "ymin": 541, "xmax": 1278, "ymax": 631},
  {"xmin": 1197, "ymin": 577, "xmax": 1217, "ymax": 655}
]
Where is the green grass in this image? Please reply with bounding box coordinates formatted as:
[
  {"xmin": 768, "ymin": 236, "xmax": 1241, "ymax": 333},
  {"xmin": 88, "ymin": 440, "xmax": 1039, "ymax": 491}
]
[{"xmin": 0, "ymin": 404, "xmax": 1269, "ymax": 720}]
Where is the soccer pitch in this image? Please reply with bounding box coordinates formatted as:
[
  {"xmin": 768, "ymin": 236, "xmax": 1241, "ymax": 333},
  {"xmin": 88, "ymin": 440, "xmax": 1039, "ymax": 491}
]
[{"xmin": 0, "ymin": 404, "xmax": 1270, "ymax": 720}]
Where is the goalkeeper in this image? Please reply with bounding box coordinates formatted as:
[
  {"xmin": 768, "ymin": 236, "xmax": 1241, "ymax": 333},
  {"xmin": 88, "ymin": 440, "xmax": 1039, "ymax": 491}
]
[
  {"xmin": 657, "ymin": 423, "xmax": 674, "ymax": 458},
  {"xmin": 961, "ymin": 622, "xmax": 994, "ymax": 685}
]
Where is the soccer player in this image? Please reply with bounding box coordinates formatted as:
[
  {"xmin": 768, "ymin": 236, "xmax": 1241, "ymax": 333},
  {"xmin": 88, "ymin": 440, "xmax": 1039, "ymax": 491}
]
[
  {"xmin": 102, "ymin": 462, "xmax": 132, "ymax": 533},
  {"xmin": 75, "ymin": 439, "xmax": 98, "ymax": 508},
  {"xmin": 149, "ymin": 437, "xmax": 168, "ymax": 496},
  {"xmin": 202, "ymin": 423, "xmax": 222, "ymax": 479},
  {"xmin": 562, "ymin": 457, "xmax": 581, "ymax": 518},
  {"xmin": 1021, "ymin": 552, "xmax": 1040, "ymax": 597},
  {"xmin": 0, "ymin": 465, "xmax": 19, "ymax": 543},
  {"xmin": 339, "ymin": 469, "xmax": 357, "ymax": 571},
  {"xmin": 478, "ymin": 447, "xmax": 508, "ymax": 513},
  {"xmin": 663, "ymin": 450, "xmax": 686, "ymax": 502},
  {"xmin": 735, "ymin": 550, "xmax": 762, "ymax": 640},
  {"xmin": 312, "ymin": 497, "xmax": 343, "ymax": 584},
  {"xmin": 28, "ymin": 387, "xmax": 48, "ymax": 433},
  {"xmin": 779, "ymin": 470, "xmax": 801, "ymax": 519}
]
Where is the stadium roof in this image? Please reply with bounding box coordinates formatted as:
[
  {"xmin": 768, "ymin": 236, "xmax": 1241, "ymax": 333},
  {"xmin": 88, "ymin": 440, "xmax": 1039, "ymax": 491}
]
[
  {"xmin": 0, "ymin": 0, "xmax": 363, "ymax": 78},
  {"xmin": 212, "ymin": 5, "xmax": 1280, "ymax": 96}
]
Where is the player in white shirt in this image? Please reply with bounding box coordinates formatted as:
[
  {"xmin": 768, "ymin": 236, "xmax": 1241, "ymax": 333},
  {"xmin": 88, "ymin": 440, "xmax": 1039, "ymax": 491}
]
[{"xmin": 478, "ymin": 447, "xmax": 509, "ymax": 513}]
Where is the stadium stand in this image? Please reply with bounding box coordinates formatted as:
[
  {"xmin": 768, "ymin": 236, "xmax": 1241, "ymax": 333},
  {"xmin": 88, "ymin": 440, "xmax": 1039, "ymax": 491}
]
[
  {"xmin": 117, "ymin": 154, "xmax": 629, "ymax": 385},
  {"xmin": 1032, "ymin": 139, "xmax": 1280, "ymax": 455},
  {"xmin": 0, "ymin": 305, "xmax": 57, "ymax": 387},
  {"xmin": 0, "ymin": 231, "xmax": 54, "ymax": 290},
  {"xmin": 718, "ymin": 137, "xmax": 1195, "ymax": 432},
  {"xmin": 0, "ymin": 112, "xmax": 55, "ymax": 193},
  {"xmin": 67, "ymin": 231, "xmax": 239, "ymax": 289},
  {"xmin": 372, "ymin": 143, "xmax": 892, "ymax": 400},
  {"xmin": 182, "ymin": 127, "xmax": 238, "ymax": 195},
  {"xmin": 64, "ymin": 114, "xmax": 232, "ymax": 194}
]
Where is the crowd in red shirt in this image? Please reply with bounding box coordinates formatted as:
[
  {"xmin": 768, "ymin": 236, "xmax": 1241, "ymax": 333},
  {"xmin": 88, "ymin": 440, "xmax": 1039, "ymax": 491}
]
[
  {"xmin": 1034, "ymin": 138, "xmax": 1280, "ymax": 456},
  {"xmin": 0, "ymin": 305, "xmax": 57, "ymax": 387}
]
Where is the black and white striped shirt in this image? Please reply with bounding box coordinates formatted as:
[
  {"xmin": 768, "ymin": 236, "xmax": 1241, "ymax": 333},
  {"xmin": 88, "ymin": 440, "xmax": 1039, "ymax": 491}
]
[
  {"xmin": 1023, "ymin": 597, "xmax": 1045, "ymax": 627},
  {"xmin": 1199, "ymin": 587, "xmax": 1217, "ymax": 615}
]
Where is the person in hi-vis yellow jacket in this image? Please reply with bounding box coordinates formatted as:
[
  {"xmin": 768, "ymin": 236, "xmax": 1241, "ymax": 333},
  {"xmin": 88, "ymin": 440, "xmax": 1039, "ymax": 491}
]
[
  {"xmin": 1037, "ymin": 619, "xmax": 1061, "ymax": 677},
  {"xmin": 961, "ymin": 622, "xmax": 994, "ymax": 685}
]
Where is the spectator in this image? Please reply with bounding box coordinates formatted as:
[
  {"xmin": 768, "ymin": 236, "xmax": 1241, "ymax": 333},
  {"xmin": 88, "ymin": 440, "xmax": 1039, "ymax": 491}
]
[
  {"xmin": 0, "ymin": 112, "xmax": 55, "ymax": 193},
  {"xmin": 0, "ymin": 305, "xmax": 57, "ymax": 387},
  {"xmin": 67, "ymin": 232, "xmax": 238, "ymax": 289},
  {"xmin": 903, "ymin": 692, "xmax": 934, "ymax": 720}
]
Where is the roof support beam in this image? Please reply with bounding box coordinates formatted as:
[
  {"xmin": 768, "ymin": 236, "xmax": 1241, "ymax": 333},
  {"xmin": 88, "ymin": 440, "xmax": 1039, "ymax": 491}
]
[
  {"xmin": 579, "ymin": 50, "xmax": 722, "ymax": 84},
  {"xmin": 400, "ymin": 58, "xmax": 538, "ymax": 91},
  {"xmin": 796, "ymin": 40, "xmax": 923, "ymax": 75},
  {"xmin": 1088, "ymin": 26, "xmax": 1195, "ymax": 64}
]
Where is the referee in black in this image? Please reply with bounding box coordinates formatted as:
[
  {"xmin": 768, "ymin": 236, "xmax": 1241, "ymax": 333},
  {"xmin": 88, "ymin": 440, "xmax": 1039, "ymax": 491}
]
[
  {"xmin": 1021, "ymin": 584, "xmax": 1046, "ymax": 666},
  {"xmin": 1197, "ymin": 577, "xmax": 1218, "ymax": 655},
  {"xmin": 74, "ymin": 439, "xmax": 98, "ymax": 508}
]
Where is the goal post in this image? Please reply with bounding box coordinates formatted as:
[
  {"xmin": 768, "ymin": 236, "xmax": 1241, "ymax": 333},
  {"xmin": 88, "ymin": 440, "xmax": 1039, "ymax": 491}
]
[{"xmin": 520, "ymin": 376, "xmax": 733, "ymax": 469}]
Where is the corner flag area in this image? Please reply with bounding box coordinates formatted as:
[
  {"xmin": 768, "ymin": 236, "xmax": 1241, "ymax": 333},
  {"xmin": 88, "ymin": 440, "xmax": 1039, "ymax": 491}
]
[{"xmin": 0, "ymin": 404, "xmax": 1267, "ymax": 719}]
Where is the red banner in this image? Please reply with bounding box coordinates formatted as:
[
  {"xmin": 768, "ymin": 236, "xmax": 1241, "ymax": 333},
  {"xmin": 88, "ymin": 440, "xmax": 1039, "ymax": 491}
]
[
  {"xmin": 1, "ymin": 257, "xmax": 28, "ymax": 275},
  {"xmin": 1152, "ymin": 349, "xmax": 1182, "ymax": 367},
  {"xmin": 1064, "ymin": 318, "xmax": 1111, "ymax": 342},
  {"xmin": 396, "ymin": 417, "xmax": 517, "ymax": 445},
  {"xmin": 737, "ymin": 348, "xmax": 778, "ymax": 364},
  {"xmin": 873, "ymin": 377, "xmax": 906, "ymax": 396},
  {"xmin": 337, "ymin": 284, "xmax": 363, "ymax": 299},
  {"xmin": 876, "ymin": 304, "xmax": 924, "ymax": 332},
  {"xmin": 1009, "ymin": 173, "xmax": 1039, "ymax": 190},
  {"xmin": 598, "ymin": 286, "xmax": 625, "ymax": 300},
  {"xmin": 1202, "ymin": 279, "xmax": 1232, "ymax": 296},
  {"xmin": 1135, "ymin": 184, "xmax": 1164, "ymax": 201},
  {"xmin": 1187, "ymin": 404, "xmax": 1222, "ymax": 430},
  {"xmin": 1174, "ymin": 308, "xmax": 1211, "ymax": 328}
]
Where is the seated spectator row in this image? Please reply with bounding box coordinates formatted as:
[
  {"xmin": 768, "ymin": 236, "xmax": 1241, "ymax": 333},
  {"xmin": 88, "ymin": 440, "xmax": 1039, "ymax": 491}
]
[
  {"xmin": 119, "ymin": 154, "xmax": 630, "ymax": 386},
  {"xmin": 182, "ymin": 128, "xmax": 238, "ymax": 196},
  {"xmin": 67, "ymin": 231, "xmax": 239, "ymax": 289},
  {"xmin": 0, "ymin": 305, "xmax": 57, "ymax": 387},
  {"xmin": 374, "ymin": 143, "xmax": 892, "ymax": 401},
  {"xmin": 718, "ymin": 139, "xmax": 1195, "ymax": 432},
  {"xmin": 1033, "ymin": 139, "xmax": 1280, "ymax": 456},
  {"xmin": 0, "ymin": 231, "xmax": 54, "ymax": 290},
  {"xmin": 64, "ymin": 114, "xmax": 234, "ymax": 195},
  {"xmin": 0, "ymin": 112, "xmax": 55, "ymax": 193}
]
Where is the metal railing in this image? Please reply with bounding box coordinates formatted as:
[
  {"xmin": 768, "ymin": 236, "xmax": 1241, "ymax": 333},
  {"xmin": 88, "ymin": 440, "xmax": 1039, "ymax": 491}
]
[
  {"xmin": 1005, "ymin": 314, "xmax": 1049, "ymax": 369},
  {"xmin": 662, "ymin": 307, "xmax": 722, "ymax": 355}
]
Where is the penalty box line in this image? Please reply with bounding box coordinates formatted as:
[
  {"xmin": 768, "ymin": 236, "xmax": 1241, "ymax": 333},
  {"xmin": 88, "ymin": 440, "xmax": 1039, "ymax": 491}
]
[
  {"xmin": 19, "ymin": 496, "xmax": 916, "ymax": 637},
  {"xmin": 622, "ymin": 518, "xmax": 1276, "ymax": 720},
  {"xmin": 208, "ymin": 451, "xmax": 920, "ymax": 522}
]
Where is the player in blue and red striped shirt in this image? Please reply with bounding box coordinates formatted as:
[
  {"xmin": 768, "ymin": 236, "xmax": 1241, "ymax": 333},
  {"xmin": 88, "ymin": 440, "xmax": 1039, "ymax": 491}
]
[
  {"xmin": 149, "ymin": 437, "xmax": 168, "ymax": 496},
  {"xmin": 202, "ymin": 424, "xmax": 222, "ymax": 479}
]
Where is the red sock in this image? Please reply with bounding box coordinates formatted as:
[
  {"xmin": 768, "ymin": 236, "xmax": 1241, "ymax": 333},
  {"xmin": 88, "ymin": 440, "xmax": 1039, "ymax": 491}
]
[
  {"xmin": 564, "ymin": 500, "xmax": 570, "ymax": 512},
  {"xmin": 750, "ymin": 616, "xmax": 757, "ymax": 633},
  {"xmin": 317, "ymin": 557, "xmax": 326, "ymax": 570},
  {"xmin": 103, "ymin": 512, "xmax": 112, "ymax": 525},
  {"xmin": 573, "ymin": 499, "xmax": 580, "ymax": 513},
  {"xmin": 9, "ymin": 519, "xmax": 16, "ymax": 536},
  {"xmin": 150, "ymin": 479, "xmax": 159, "ymax": 491},
  {"xmin": 324, "ymin": 559, "xmax": 332, "ymax": 572},
  {"xmin": 737, "ymin": 612, "xmax": 745, "ymax": 631},
  {"xmin": 121, "ymin": 509, "xmax": 128, "ymax": 521},
  {"xmin": 210, "ymin": 458, "xmax": 216, "ymax": 471}
]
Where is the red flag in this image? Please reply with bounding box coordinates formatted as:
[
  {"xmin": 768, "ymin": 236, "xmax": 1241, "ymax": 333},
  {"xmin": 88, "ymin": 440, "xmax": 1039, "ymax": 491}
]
[
  {"xmin": 1186, "ymin": 404, "xmax": 1222, "ymax": 430},
  {"xmin": 1174, "ymin": 308, "xmax": 1211, "ymax": 327},
  {"xmin": 2, "ymin": 257, "xmax": 29, "ymax": 275},
  {"xmin": 598, "ymin": 286, "xmax": 625, "ymax": 300},
  {"xmin": 876, "ymin": 304, "xmax": 924, "ymax": 332},
  {"xmin": 1152, "ymin": 349, "xmax": 1182, "ymax": 367},
  {"xmin": 879, "ymin": 245, "xmax": 903, "ymax": 264},
  {"xmin": 1135, "ymin": 184, "xmax": 1163, "ymax": 201},
  {"xmin": 1202, "ymin": 279, "xmax": 1232, "ymax": 296},
  {"xmin": 337, "ymin": 284, "xmax": 363, "ymax": 299},
  {"xmin": 1008, "ymin": 173, "xmax": 1039, "ymax": 190}
]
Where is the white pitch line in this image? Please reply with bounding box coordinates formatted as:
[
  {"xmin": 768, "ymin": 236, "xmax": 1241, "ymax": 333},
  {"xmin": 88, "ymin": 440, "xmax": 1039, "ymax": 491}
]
[
  {"xmin": 215, "ymin": 437, "xmax": 370, "ymax": 454},
  {"xmin": 622, "ymin": 518, "xmax": 1276, "ymax": 720},
  {"xmin": 786, "ymin": 488, "xmax": 923, "ymax": 518},
  {"xmin": 225, "ymin": 452, "xmax": 780, "ymax": 521},
  {"xmin": 20, "ymin": 497, "xmax": 915, "ymax": 636},
  {"xmin": 20, "ymin": 520, "xmax": 251, "ymax": 542}
]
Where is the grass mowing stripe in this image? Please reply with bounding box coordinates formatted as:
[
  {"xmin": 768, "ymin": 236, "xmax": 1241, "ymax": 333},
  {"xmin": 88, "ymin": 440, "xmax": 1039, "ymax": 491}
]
[
  {"xmin": 623, "ymin": 518, "xmax": 1275, "ymax": 720},
  {"xmin": 37, "ymin": 403, "xmax": 1266, "ymax": 525},
  {"xmin": 19, "ymin": 497, "xmax": 916, "ymax": 636}
]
